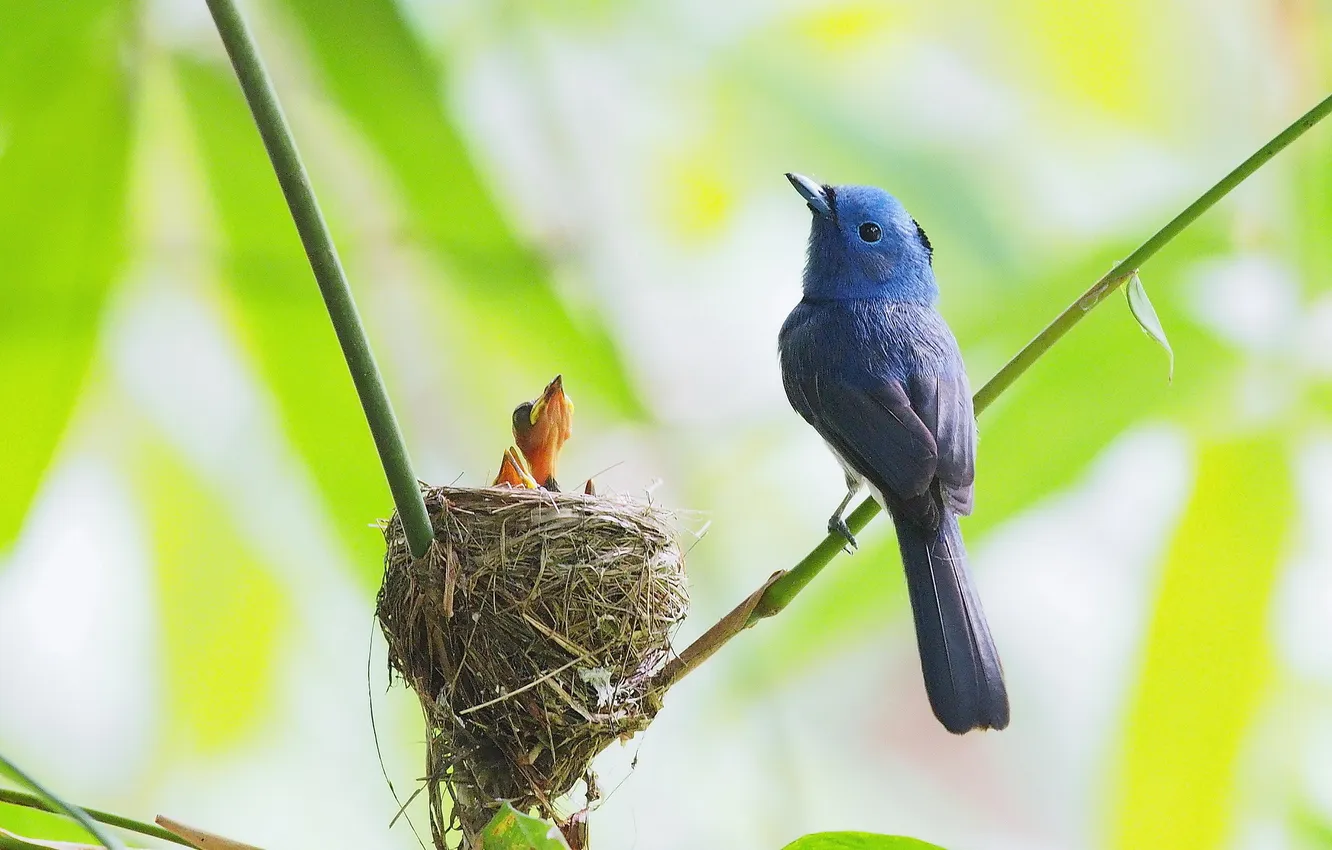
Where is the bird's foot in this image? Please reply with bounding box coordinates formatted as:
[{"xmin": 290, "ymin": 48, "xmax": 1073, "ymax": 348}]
[{"xmin": 828, "ymin": 516, "xmax": 857, "ymax": 551}]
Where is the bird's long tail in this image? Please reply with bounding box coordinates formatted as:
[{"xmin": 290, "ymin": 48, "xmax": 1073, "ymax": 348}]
[{"xmin": 894, "ymin": 510, "xmax": 1009, "ymax": 733}]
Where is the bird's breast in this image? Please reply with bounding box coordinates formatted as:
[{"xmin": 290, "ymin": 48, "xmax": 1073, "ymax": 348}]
[{"xmin": 783, "ymin": 299, "xmax": 958, "ymax": 382}]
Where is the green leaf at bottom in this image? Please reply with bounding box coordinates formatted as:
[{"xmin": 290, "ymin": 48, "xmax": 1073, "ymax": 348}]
[
  {"xmin": 782, "ymin": 832, "xmax": 946, "ymax": 850},
  {"xmin": 478, "ymin": 803, "xmax": 569, "ymax": 850}
]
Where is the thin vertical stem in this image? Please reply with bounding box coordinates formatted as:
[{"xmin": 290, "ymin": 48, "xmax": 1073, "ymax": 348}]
[{"xmin": 203, "ymin": 0, "xmax": 434, "ymax": 557}]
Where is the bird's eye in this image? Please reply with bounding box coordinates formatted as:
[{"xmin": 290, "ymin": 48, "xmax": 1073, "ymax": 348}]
[{"xmin": 858, "ymin": 222, "xmax": 882, "ymax": 243}]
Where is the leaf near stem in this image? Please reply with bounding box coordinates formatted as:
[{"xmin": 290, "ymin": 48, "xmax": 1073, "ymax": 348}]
[{"xmin": 1125, "ymin": 270, "xmax": 1175, "ymax": 383}]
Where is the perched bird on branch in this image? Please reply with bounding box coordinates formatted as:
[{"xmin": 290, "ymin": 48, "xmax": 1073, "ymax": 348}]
[
  {"xmin": 512, "ymin": 374, "xmax": 574, "ymax": 491},
  {"xmin": 778, "ymin": 173, "xmax": 1008, "ymax": 734}
]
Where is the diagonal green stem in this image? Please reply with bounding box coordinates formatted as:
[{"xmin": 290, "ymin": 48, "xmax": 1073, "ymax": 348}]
[
  {"xmin": 657, "ymin": 91, "xmax": 1332, "ymax": 688},
  {"xmin": 971, "ymin": 92, "xmax": 1332, "ymax": 414},
  {"xmin": 0, "ymin": 790, "xmax": 191, "ymax": 848},
  {"xmin": 0, "ymin": 757, "xmax": 126, "ymax": 850},
  {"xmin": 203, "ymin": 0, "xmax": 434, "ymax": 558}
]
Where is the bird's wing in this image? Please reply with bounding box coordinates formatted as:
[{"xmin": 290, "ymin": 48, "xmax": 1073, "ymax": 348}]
[
  {"xmin": 908, "ymin": 372, "xmax": 976, "ymax": 516},
  {"xmin": 785, "ymin": 369, "xmax": 940, "ymax": 525}
]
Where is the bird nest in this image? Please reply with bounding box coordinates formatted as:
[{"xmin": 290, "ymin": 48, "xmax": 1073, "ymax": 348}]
[{"xmin": 377, "ymin": 485, "xmax": 689, "ymax": 846}]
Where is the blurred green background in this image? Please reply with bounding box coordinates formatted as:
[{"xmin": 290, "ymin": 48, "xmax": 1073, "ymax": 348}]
[{"xmin": 2, "ymin": 1, "xmax": 1331, "ymax": 848}]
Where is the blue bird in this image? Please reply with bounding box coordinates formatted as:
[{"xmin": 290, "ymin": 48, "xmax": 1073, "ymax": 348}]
[{"xmin": 778, "ymin": 173, "xmax": 1009, "ymax": 734}]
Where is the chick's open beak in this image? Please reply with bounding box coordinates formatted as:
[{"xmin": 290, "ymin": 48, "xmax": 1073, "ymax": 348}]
[
  {"xmin": 529, "ymin": 374, "xmax": 572, "ymax": 427},
  {"xmin": 493, "ymin": 446, "xmax": 539, "ymax": 489}
]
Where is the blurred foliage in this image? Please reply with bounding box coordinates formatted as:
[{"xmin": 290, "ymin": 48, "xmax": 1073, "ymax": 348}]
[
  {"xmin": 0, "ymin": 2, "xmax": 131, "ymax": 553},
  {"xmin": 174, "ymin": 54, "xmax": 392, "ymax": 583},
  {"xmin": 1113, "ymin": 435, "xmax": 1292, "ymax": 850},
  {"xmin": 275, "ymin": 0, "xmax": 644, "ymax": 421},
  {"xmin": 782, "ymin": 835, "xmax": 945, "ymax": 850},
  {"xmin": 0, "ymin": 1, "xmax": 1330, "ymax": 849},
  {"xmin": 137, "ymin": 443, "xmax": 287, "ymax": 752}
]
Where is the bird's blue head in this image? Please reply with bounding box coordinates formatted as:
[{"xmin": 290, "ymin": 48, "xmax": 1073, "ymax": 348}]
[{"xmin": 787, "ymin": 173, "xmax": 937, "ymax": 304}]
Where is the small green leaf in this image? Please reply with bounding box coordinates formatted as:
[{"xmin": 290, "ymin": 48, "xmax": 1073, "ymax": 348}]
[
  {"xmin": 477, "ymin": 803, "xmax": 570, "ymax": 850},
  {"xmin": 781, "ymin": 833, "xmax": 946, "ymax": 850},
  {"xmin": 1125, "ymin": 270, "xmax": 1174, "ymax": 382}
]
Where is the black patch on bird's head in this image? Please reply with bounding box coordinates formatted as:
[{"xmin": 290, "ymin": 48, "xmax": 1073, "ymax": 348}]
[
  {"xmin": 913, "ymin": 219, "xmax": 933, "ymax": 263},
  {"xmin": 512, "ymin": 401, "xmax": 534, "ymax": 432},
  {"xmin": 823, "ymin": 184, "xmax": 838, "ymax": 223}
]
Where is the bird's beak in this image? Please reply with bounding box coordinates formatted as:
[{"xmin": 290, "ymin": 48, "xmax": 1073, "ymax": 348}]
[
  {"xmin": 786, "ymin": 172, "xmax": 833, "ymax": 219},
  {"xmin": 530, "ymin": 374, "xmax": 570, "ymax": 425},
  {"xmin": 496, "ymin": 446, "xmax": 539, "ymax": 489}
]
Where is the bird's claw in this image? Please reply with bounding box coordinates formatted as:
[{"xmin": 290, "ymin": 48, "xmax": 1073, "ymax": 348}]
[{"xmin": 828, "ymin": 516, "xmax": 857, "ymax": 551}]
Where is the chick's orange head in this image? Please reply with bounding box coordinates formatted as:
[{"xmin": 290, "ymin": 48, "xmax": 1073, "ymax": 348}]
[{"xmin": 512, "ymin": 375, "xmax": 574, "ymax": 485}]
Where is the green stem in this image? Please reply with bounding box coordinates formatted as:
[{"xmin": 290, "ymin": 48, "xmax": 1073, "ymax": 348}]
[
  {"xmin": 0, "ymin": 758, "xmax": 126, "ymax": 850},
  {"xmin": 656, "ymin": 91, "xmax": 1332, "ymax": 689},
  {"xmin": 972, "ymin": 92, "xmax": 1332, "ymax": 414},
  {"xmin": 0, "ymin": 790, "xmax": 191, "ymax": 848},
  {"xmin": 203, "ymin": 0, "xmax": 434, "ymax": 558},
  {"xmin": 750, "ymin": 497, "xmax": 882, "ymax": 619}
]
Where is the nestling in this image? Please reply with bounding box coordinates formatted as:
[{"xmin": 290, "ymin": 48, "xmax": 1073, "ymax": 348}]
[{"xmin": 512, "ymin": 374, "xmax": 574, "ymax": 491}]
